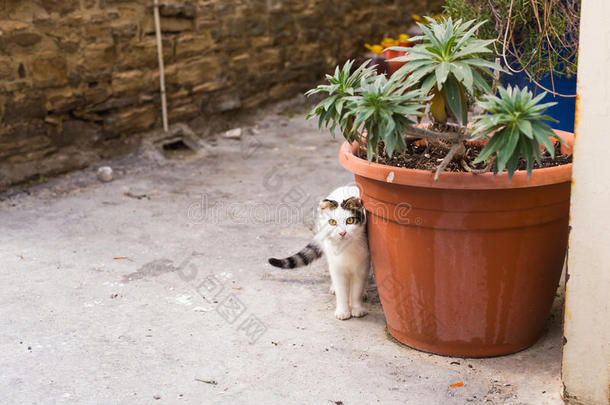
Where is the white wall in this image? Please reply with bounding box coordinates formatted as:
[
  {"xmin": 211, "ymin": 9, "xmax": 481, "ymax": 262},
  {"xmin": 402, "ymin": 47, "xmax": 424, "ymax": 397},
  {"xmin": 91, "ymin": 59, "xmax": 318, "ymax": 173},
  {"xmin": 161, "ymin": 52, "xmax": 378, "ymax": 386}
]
[{"xmin": 562, "ymin": 1, "xmax": 610, "ymax": 404}]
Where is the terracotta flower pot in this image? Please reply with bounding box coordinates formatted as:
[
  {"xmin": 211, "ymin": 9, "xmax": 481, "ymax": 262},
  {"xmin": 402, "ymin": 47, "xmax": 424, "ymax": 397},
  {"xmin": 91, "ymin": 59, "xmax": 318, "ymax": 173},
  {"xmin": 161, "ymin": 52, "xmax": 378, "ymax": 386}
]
[
  {"xmin": 339, "ymin": 130, "xmax": 573, "ymax": 357},
  {"xmin": 383, "ymin": 49, "xmax": 407, "ymax": 76}
]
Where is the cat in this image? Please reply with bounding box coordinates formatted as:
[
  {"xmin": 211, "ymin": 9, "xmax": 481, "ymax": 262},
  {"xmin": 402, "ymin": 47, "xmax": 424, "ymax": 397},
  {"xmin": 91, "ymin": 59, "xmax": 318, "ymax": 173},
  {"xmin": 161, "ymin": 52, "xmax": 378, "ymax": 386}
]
[{"xmin": 268, "ymin": 185, "xmax": 370, "ymax": 320}]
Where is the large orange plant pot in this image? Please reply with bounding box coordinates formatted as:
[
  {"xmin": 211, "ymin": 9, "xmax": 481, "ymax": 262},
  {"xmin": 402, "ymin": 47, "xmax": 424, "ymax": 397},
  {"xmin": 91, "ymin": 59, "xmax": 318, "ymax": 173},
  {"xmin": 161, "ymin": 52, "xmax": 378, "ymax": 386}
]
[{"xmin": 339, "ymin": 131, "xmax": 573, "ymax": 357}]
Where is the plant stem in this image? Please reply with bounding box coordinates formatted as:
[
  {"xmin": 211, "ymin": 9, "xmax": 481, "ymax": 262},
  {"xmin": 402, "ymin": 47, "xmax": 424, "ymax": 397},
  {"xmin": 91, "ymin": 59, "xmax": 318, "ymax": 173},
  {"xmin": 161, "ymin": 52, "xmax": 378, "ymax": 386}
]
[
  {"xmin": 491, "ymin": 57, "xmax": 501, "ymax": 95},
  {"xmin": 434, "ymin": 142, "xmax": 465, "ymax": 181},
  {"xmin": 403, "ymin": 125, "xmax": 471, "ymax": 142},
  {"xmin": 460, "ymin": 156, "xmax": 495, "ymax": 174}
]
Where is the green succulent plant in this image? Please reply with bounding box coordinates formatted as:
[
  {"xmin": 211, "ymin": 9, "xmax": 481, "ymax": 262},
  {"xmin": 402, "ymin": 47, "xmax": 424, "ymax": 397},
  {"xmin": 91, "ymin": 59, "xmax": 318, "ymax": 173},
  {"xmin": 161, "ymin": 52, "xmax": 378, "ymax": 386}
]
[
  {"xmin": 345, "ymin": 74, "xmax": 428, "ymax": 160},
  {"xmin": 471, "ymin": 85, "xmax": 563, "ymax": 179},
  {"xmin": 389, "ymin": 17, "xmax": 504, "ymax": 125},
  {"xmin": 305, "ymin": 60, "xmax": 375, "ymax": 140},
  {"xmin": 306, "ymin": 60, "xmax": 427, "ymax": 161},
  {"xmin": 307, "ymin": 16, "xmax": 568, "ymax": 181}
]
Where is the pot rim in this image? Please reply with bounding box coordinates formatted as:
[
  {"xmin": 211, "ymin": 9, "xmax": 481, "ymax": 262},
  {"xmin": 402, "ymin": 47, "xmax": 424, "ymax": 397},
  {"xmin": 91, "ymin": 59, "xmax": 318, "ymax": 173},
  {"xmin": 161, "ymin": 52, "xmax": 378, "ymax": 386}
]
[{"xmin": 339, "ymin": 129, "xmax": 573, "ymax": 190}]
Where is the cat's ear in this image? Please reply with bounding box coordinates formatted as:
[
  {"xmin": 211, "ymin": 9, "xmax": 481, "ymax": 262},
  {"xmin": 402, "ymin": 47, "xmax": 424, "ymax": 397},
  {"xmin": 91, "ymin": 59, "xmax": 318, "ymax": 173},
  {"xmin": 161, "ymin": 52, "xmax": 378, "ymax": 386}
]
[
  {"xmin": 319, "ymin": 199, "xmax": 338, "ymax": 210},
  {"xmin": 341, "ymin": 197, "xmax": 363, "ymax": 211}
]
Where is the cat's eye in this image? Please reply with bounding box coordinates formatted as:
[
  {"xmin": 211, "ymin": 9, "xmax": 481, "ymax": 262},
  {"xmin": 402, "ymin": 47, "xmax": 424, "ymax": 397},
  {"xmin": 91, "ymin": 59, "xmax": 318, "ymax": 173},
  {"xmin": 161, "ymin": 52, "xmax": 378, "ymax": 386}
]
[
  {"xmin": 346, "ymin": 217, "xmax": 356, "ymax": 224},
  {"xmin": 328, "ymin": 219, "xmax": 337, "ymax": 226}
]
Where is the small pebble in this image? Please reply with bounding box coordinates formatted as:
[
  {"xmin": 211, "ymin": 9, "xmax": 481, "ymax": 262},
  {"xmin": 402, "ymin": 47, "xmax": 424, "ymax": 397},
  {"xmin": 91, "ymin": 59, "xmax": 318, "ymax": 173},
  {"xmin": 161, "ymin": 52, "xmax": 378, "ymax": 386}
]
[
  {"xmin": 224, "ymin": 128, "xmax": 242, "ymax": 139},
  {"xmin": 153, "ymin": 394, "xmax": 161, "ymax": 400},
  {"xmin": 97, "ymin": 166, "xmax": 113, "ymax": 182}
]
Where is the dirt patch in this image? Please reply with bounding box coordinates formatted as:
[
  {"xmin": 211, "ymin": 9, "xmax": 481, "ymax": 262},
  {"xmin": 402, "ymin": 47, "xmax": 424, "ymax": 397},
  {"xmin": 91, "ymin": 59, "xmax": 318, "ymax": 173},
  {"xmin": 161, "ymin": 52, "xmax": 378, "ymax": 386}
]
[{"xmin": 358, "ymin": 139, "xmax": 572, "ymax": 173}]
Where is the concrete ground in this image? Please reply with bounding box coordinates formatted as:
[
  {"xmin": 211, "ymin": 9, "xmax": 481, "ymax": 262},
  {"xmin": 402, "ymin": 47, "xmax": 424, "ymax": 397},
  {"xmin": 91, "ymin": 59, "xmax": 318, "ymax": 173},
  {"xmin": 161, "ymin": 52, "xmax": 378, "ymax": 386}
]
[{"xmin": 0, "ymin": 101, "xmax": 565, "ymax": 405}]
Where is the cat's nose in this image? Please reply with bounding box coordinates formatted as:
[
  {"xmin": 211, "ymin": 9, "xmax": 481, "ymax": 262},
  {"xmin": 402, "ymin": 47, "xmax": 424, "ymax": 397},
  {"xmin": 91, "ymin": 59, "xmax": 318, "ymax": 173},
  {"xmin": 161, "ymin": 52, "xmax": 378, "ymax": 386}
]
[{"xmin": 339, "ymin": 231, "xmax": 347, "ymax": 238}]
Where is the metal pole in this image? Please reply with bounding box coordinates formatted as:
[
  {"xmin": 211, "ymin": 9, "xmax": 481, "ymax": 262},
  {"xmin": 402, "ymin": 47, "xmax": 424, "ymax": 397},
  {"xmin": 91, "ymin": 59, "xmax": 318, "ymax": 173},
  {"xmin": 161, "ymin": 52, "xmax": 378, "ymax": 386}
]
[{"xmin": 153, "ymin": 0, "xmax": 169, "ymax": 133}]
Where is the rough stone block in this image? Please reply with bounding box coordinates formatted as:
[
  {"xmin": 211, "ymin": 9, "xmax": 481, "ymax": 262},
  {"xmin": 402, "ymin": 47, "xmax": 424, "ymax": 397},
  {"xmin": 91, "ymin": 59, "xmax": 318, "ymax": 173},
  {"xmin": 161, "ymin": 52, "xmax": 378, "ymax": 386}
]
[
  {"xmin": 191, "ymin": 79, "xmax": 225, "ymax": 93},
  {"xmin": 89, "ymin": 95, "xmax": 138, "ymax": 113},
  {"xmin": 112, "ymin": 69, "xmax": 148, "ymax": 95},
  {"xmin": 256, "ymin": 48, "xmax": 282, "ymax": 71},
  {"xmin": 159, "ymin": 3, "xmax": 196, "ymax": 19},
  {"xmin": 250, "ymin": 36, "xmax": 272, "ymax": 49},
  {"xmin": 175, "ymin": 57, "xmax": 221, "ymax": 87},
  {"xmin": 9, "ymin": 32, "xmax": 42, "ymax": 47},
  {"xmin": 31, "ymin": 53, "xmax": 68, "ymax": 87},
  {"xmin": 175, "ymin": 33, "xmax": 215, "ymax": 59},
  {"xmin": 4, "ymin": 93, "xmax": 46, "ymax": 123},
  {"xmin": 0, "ymin": 20, "xmax": 29, "ymax": 33},
  {"xmin": 0, "ymin": 56, "xmax": 15, "ymax": 80},
  {"xmin": 60, "ymin": 119, "xmax": 102, "ymax": 146},
  {"xmin": 0, "ymin": 21, "xmax": 42, "ymax": 47},
  {"xmin": 82, "ymin": 14, "xmax": 115, "ymax": 43},
  {"xmin": 118, "ymin": 38, "xmax": 173, "ymax": 70},
  {"xmin": 222, "ymin": 17, "xmax": 249, "ymax": 38},
  {"xmin": 0, "ymin": 122, "xmax": 51, "ymax": 156},
  {"xmin": 45, "ymin": 86, "xmax": 84, "ymax": 113},
  {"xmin": 84, "ymin": 85, "xmax": 111, "ymax": 106},
  {"xmin": 110, "ymin": 23, "xmax": 139, "ymax": 42},
  {"xmin": 168, "ymin": 102, "xmax": 199, "ymax": 122},
  {"xmin": 82, "ymin": 43, "xmax": 115, "ymax": 75},
  {"xmin": 231, "ymin": 53, "xmax": 248, "ymax": 64},
  {"xmin": 39, "ymin": 0, "xmax": 80, "ymax": 15},
  {"xmin": 143, "ymin": 16, "xmax": 193, "ymax": 34},
  {"xmin": 167, "ymin": 88, "xmax": 188, "ymax": 101},
  {"xmin": 117, "ymin": 104, "xmax": 157, "ymax": 134}
]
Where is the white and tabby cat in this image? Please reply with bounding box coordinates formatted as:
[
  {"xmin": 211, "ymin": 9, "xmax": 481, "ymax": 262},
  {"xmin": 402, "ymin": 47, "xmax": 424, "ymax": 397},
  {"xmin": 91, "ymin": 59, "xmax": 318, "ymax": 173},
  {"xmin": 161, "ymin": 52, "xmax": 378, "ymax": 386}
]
[{"xmin": 268, "ymin": 185, "xmax": 370, "ymax": 320}]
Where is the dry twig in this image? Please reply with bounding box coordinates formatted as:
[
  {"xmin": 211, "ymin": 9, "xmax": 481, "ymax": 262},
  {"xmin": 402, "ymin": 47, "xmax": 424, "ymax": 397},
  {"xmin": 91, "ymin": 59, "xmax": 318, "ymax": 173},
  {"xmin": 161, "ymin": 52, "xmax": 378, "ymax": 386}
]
[
  {"xmin": 195, "ymin": 379, "xmax": 218, "ymax": 385},
  {"xmin": 460, "ymin": 156, "xmax": 496, "ymax": 174},
  {"xmin": 434, "ymin": 142, "xmax": 466, "ymax": 181}
]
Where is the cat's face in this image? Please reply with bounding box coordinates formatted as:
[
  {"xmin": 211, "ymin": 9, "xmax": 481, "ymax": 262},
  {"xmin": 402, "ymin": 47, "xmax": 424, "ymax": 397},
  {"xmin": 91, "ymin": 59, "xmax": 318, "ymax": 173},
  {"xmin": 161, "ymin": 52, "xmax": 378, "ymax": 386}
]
[{"xmin": 319, "ymin": 197, "xmax": 366, "ymax": 243}]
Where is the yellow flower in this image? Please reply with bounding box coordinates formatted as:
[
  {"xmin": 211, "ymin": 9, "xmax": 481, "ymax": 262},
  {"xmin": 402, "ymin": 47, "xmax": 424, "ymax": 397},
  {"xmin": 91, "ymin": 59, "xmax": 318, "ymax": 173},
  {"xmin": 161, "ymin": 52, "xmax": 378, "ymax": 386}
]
[
  {"xmin": 365, "ymin": 43, "xmax": 383, "ymax": 54},
  {"xmin": 380, "ymin": 37, "xmax": 398, "ymax": 48},
  {"xmin": 411, "ymin": 14, "xmax": 422, "ymax": 22},
  {"xmin": 398, "ymin": 34, "xmax": 410, "ymax": 42}
]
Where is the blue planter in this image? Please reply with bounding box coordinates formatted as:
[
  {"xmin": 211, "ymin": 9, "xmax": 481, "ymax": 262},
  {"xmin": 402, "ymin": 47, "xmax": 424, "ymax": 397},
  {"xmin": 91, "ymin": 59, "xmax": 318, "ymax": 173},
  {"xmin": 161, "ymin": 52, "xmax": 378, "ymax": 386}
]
[{"xmin": 502, "ymin": 72, "xmax": 577, "ymax": 132}]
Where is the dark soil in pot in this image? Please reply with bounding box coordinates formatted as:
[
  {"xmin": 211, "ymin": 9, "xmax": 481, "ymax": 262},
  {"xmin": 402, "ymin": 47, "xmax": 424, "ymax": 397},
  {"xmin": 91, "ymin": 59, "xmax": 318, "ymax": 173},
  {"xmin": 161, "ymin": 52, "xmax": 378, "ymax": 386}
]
[{"xmin": 358, "ymin": 140, "xmax": 573, "ymax": 172}]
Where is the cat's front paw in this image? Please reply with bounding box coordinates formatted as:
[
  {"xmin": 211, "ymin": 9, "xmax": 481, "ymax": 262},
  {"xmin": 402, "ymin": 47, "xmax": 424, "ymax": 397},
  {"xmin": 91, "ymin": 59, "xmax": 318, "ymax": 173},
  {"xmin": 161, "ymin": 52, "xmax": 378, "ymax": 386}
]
[
  {"xmin": 351, "ymin": 306, "xmax": 367, "ymax": 318},
  {"xmin": 334, "ymin": 309, "xmax": 351, "ymax": 320}
]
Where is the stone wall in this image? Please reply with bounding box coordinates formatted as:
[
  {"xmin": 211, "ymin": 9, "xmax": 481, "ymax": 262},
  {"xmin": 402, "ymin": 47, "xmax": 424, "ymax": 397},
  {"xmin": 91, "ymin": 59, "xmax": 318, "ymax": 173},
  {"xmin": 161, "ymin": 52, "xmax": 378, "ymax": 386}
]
[{"xmin": 0, "ymin": 0, "xmax": 442, "ymax": 188}]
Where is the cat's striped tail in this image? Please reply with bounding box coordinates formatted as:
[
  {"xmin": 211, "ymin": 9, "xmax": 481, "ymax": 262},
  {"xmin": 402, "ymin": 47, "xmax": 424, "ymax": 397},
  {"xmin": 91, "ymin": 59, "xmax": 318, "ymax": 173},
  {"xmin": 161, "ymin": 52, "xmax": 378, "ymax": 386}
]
[{"xmin": 268, "ymin": 240, "xmax": 323, "ymax": 269}]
